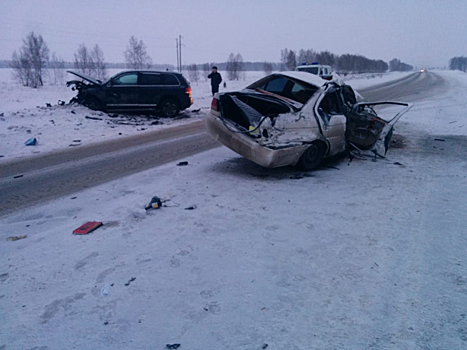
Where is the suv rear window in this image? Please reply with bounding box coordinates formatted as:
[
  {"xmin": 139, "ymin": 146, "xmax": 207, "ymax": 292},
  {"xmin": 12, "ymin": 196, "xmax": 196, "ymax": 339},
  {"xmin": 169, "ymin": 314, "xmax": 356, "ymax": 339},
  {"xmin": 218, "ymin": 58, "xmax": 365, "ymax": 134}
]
[
  {"xmin": 163, "ymin": 74, "xmax": 180, "ymax": 85},
  {"xmin": 139, "ymin": 73, "xmax": 163, "ymax": 85}
]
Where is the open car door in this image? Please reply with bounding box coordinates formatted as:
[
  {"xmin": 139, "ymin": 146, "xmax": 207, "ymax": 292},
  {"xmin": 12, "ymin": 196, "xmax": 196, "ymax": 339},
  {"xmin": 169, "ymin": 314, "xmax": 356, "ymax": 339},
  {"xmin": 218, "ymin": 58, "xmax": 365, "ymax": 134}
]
[{"xmin": 346, "ymin": 101, "xmax": 413, "ymax": 156}]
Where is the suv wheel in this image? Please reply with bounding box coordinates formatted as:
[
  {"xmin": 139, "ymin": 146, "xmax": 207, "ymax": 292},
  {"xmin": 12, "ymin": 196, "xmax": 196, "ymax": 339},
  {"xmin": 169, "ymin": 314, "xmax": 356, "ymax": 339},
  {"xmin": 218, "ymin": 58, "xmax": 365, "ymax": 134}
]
[{"xmin": 160, "ymin": 99, "xmax": 180, "ymax": 118}]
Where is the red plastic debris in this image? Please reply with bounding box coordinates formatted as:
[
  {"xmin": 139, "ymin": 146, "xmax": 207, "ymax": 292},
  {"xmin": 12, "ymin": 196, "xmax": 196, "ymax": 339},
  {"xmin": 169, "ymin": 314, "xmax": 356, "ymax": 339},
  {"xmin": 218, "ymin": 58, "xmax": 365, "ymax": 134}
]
[{"xmin": 73, "ymin": 221, "xmax": 103, "ymax": 235}]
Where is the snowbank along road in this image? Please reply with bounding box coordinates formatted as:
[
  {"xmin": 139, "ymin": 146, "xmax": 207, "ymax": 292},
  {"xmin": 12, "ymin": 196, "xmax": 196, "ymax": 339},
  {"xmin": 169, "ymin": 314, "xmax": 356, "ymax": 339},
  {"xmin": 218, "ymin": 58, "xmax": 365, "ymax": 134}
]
[
  {"xmin": 0, "ymin": 71, "xmax": 446, "ymax": 215},
  {"xmin": 1, "ymin": 70, "xmax": 467, "ymax": 349}
]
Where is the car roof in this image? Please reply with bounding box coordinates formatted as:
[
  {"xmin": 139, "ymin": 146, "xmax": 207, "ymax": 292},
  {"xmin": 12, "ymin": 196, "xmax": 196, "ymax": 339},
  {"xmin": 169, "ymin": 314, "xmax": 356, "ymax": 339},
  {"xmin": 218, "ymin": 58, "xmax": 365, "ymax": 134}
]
[
  {"xmin": 115, "ymin": 70, "xmax": 181, "ymax": 75},
  {"xmin": 278, "ymin": 71, "xmax": 327, "ymax": 87}
]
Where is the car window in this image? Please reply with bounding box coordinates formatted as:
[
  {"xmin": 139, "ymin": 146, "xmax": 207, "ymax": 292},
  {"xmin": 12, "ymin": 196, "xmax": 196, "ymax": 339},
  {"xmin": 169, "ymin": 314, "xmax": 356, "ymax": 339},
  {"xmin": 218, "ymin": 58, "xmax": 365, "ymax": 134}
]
[
  {"xmin": 139, "ymin": 74, "xmax": 163, "ymax": 85},
  {"xmin": 290, "ymin": 82, "xmax": 318, "ymax": 104},
  {"xmin": 114, "ymin": 74, "xmax": 138, "ymax": 85},
  {"xmin": 319, "ymin": 90, "xmax": 343, "ymax": 116},
  {"xmin": 264, "ymin": 77, "xmax": 288, "ymax": 94},
  {"xmin": 342, "ymin": 85, "xmax": 357, "ymax": 106},
  {"xmin": 163, "ymin": 74, "xmax": 180, "ymax": 85}
]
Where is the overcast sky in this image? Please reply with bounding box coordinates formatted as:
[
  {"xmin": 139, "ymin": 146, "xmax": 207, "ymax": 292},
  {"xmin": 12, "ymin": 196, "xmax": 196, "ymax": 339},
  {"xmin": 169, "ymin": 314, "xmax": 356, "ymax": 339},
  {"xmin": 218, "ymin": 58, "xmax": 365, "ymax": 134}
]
[{"xmin": 1, "ymin": 0, "xmax": 466, "ymax": 68}]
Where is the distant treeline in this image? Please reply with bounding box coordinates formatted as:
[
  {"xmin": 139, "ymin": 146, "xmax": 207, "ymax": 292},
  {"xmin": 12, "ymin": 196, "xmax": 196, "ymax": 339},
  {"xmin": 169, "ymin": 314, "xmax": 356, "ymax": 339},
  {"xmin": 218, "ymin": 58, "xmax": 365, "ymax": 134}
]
[
  {"xmin": 1, "ymin": 55, "xmax": 417, "ymax": 75},
  {"xmin": 388, "ymin": 58, "xmax": 413, "ymax": 72},
  {"xmin": 449, "ymin": 56, "xmax": 467, "ymax": 72},
  {"xmin": 280, "ymin": 48, "xmax": 390, "ymax": 73},
  {"xmin": 202, "ymin": 61, "xmax": 281, "ymax": 72}
]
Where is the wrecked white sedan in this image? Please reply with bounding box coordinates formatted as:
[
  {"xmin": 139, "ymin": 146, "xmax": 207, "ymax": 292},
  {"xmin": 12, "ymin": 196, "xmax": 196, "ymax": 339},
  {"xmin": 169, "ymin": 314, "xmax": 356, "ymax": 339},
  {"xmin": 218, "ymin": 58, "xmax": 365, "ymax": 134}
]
[{"xmin": 206, "ymin": 72, "xmax": 413, "ymax": 170}]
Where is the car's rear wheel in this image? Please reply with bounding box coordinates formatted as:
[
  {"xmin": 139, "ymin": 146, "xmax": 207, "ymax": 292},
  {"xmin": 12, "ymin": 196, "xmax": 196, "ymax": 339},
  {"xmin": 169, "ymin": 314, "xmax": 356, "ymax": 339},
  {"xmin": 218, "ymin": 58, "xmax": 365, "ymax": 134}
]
[
  {"xmin": 83, "ymin": 95, "xmax": 103, "ymax": 111},
  {"xmin": 297, "ymin": 142, "xmax": 326, "ymax": 171},
  {"xmin": 160, "ymin": 99, "xmax": 180, "ymax": 118}
]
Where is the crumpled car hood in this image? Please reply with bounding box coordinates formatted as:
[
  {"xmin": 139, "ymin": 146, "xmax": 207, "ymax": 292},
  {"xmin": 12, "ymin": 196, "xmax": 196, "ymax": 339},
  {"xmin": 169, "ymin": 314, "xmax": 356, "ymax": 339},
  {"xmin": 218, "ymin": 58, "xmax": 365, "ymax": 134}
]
[{"xmin": 67, "ymin": 70, "xmax": 102, "ymax": 86}]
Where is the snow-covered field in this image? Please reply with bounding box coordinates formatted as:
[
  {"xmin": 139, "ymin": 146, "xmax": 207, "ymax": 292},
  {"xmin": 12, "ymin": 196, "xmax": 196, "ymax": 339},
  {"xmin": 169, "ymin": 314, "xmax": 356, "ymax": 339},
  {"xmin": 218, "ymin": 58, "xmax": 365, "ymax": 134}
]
[
  {"xmin": 0, "ymin": 69, "xmax": 411, "ymax": 162},
  {"xmin": 2, "ymin": 70, "xmax": 466, "ymax": 349}
]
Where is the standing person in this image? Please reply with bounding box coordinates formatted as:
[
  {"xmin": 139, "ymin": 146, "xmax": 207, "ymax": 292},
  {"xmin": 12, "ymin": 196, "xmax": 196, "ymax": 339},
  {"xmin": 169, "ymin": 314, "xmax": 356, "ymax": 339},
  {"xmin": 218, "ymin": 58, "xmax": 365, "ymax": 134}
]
[{"xmin": 208, "ymin": 66, "xmax": 222, "ymax": 96}]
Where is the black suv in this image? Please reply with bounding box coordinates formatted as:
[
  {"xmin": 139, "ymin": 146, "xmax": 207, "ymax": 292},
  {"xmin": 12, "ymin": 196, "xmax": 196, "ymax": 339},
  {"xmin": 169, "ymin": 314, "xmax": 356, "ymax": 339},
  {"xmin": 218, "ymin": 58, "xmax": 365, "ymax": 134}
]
[{"xmin": 67, "ymin": 70, "xmax": 193, "ymax": 118}]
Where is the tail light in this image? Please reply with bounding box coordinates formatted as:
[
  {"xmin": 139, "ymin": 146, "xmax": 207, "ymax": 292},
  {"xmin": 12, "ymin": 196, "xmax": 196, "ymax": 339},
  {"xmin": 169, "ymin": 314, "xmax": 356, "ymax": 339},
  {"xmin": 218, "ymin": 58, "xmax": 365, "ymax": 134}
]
[
  {"xmin": 211, "ymin": 98, "xmax": 218, "ymax": 111},
  {"xmin": 185, "ymin": 86, "xmax": 193, "ymax": 105}
]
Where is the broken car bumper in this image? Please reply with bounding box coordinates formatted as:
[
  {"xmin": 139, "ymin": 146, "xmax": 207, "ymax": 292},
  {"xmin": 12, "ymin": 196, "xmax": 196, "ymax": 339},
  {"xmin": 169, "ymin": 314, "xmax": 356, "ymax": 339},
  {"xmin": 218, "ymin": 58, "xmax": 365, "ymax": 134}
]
[{"xmin": 205, "ymin": 112, "xmax": 308, "ymax": 168}]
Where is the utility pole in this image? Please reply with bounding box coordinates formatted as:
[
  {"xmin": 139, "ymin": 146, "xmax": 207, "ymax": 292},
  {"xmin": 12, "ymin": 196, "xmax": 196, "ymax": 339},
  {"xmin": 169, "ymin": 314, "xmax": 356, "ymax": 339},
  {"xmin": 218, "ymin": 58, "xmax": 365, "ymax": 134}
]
[
  {"xmin": 175, "ymin": 35, "xmax": 183, "ymax": 73},
  {"xmin": 176, "ymin": 38, "xmax": 179, "ymax": 72},
  {"xmin": 179, "ymin": 35, "xmax": 182, "ymax": 73}
]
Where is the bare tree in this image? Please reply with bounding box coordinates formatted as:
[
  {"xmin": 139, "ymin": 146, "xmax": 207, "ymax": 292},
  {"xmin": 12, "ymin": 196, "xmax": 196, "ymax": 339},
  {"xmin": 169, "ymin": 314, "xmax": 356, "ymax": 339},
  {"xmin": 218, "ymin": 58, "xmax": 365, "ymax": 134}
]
[
  {"xmin": 74, "ymin": 44, "xmax": 107, "ymax": 80},
  {"xmin": 226, "ymin": 54, "xmax": 235, "ymax": 80},
  {"xmin": 26, "ymin": 32, "xmax": 49, "ymax": 87},
  {"xmin": 280, "ymin": 48, "xmax": 289, "ymax": 71},
  {"xmin": 286, "ymin": 50, "xmax": 297, "ymax": 71},
  {"xmin": 124, "ymin": 36, "xmax": 152, "ymax": 69},
  {"xmin": 10, "ymin": 50, "xmax": 32, "ymax": 86},
  {"xmin": 226, "ymin": 53, "xmax": 244, "ymax": 80},
  {"xmin": 280, "ymin": 48, "xmax": 297, "ymax": 71},
  {"xmin": 236, "ymin": 53, "xmax": 244, "ymax": 80},
  {"xmin": 449, "ymin": 56, "xmax": 467, "ymax": 72},
  {"xmin": 202, "ymin": 62, "xmax": 211, "ymax": 81},
  {"xmin": 49, "ymin": 52, "xmax": 66, "ymax": 85},
  {"xmin": 10, "ymin": 32, "xmax": 49, "ymax": 88},
  {"xmin": 74, "ymin": 44, "xmax": 93, "ymax": 76},
  {"xmin": 389, "ymin": 58, "xmax": 413, "ymax": 72},
  {"xmin": 315, "ymin": 50, "xmax": 336, "ymax": 66},
  {"xmin": 263, "ymin": 61, "xmax": 273, "ymax": 75},
  {"xmin": 187, "ymin": 64, "xmax": 200, "ymax": 83},
  {"xmin": 297, "ymin": 49, "xmax": 316, "ymax": 65},
  {"xmin": 90, "ymin": 44, "xmax": 107, "ymax": 81}
]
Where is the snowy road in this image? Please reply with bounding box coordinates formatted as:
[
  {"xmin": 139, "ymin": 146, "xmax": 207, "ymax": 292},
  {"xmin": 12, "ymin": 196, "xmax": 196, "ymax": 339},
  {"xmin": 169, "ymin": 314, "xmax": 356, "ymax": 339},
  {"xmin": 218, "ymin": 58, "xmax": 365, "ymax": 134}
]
[
  {"xmin": 0, "ymin": 71, "xmax": 444, "ymax": 215},
  {"xmin": 0, "ymin": 121, "xmax": 218, "ymax": 216},
  {"xmin": 1, "ymin": 70, "xmax": 467, "ymax": 350}
]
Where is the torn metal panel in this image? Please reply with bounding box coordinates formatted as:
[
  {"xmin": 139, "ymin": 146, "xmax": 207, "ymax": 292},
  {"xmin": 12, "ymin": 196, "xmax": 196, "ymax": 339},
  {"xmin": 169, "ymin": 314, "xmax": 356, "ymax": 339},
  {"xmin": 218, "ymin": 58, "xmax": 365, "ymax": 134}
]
[
  {"xmin": 66, "ymin": 71, "xmax": 103, "ymax": 107},
  {"xmin": 346, "ymin": 101, "xmax": 413, "ymax": 157},
  {"xmin": 260, "ymin": 111, "xmax": 322, "ymax": 148},
  {"xmin": 223, "ymin": 95, "xmax": 264, "ymax": 128}
]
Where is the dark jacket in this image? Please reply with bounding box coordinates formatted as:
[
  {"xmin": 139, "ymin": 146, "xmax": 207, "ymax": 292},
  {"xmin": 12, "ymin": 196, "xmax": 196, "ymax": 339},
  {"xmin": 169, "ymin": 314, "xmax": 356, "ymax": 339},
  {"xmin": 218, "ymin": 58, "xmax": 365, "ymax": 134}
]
[{"xmin": 208, "ymin": 72, "xmax": 222, "ymax": 86}]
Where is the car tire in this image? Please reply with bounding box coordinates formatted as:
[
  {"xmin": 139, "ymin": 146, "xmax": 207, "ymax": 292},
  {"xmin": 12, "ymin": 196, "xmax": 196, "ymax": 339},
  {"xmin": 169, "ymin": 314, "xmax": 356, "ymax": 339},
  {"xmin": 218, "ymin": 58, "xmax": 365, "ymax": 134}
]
[
  {"xmin": 83, "ymin": 95, "xmax": 103, "ymax": 111},
  {"xmin": 297, "ymin": 142, "xmax": 326, "ymax": 171},
  {"xmin": 160, "ymin": 99, "xmax": 180, "ymax": 118}
]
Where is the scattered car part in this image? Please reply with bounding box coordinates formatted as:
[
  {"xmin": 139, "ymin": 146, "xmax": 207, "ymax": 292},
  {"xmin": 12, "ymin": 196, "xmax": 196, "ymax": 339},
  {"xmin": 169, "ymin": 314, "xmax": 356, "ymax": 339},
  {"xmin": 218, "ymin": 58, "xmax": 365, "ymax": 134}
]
[
  {"xmin": 145, "ymin": 196, "xmax": 162, "ymax": 210},
  {"xmin": 25, "ymin": 137, "xmax": 37, "ymax": 146},
  {"xmin": 72, "ymin": 221, "xmax": 103, "ymax": 235},
  {"xmin": 6, "ymin": 235, "xmax": 28, "ymax": 241}
]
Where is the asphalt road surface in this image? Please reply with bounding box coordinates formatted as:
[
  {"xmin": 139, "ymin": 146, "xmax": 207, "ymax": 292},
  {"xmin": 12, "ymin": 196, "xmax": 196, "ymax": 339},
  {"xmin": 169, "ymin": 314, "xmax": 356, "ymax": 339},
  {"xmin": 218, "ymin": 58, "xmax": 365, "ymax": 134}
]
[{"xmin": 0, "ymin": 71, "xmax": 448, "ymax": 216}]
